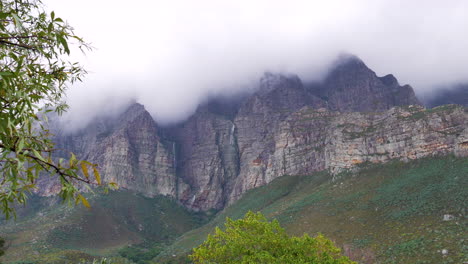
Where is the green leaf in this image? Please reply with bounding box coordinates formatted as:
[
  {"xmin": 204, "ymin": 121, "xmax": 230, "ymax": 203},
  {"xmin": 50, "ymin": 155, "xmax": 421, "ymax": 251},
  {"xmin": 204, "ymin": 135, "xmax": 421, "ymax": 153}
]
[
  {"xmin": 108, "ymin": 182, "xmax": 118, "ymax": 190},
  {"xmin": 81, "ymin": 162, "xmax": 89, "ymax": 179},
  {"xmin": 56, "ymin": 34, "xmax": 70, "ymax": 54},
  {"xmin": 0, "ymin": 12, "xmax": 9, "ymax": 20},
  {"xmin": 93, "ymin": 167, "xmax": 101, "ymax": 185},
  {"xmin": 77, "ymin": 194, "xmax": 90, "ymax": 208},
  {"xmin": 69, "ymin": 152, "xmax": 76, "ymax": 167},
  {"xmin": 17, "ymin": 138, "xmax": 25, "ymax": 152},
  {"xmin": 11, "ymin": 13, "xmax": 23, "ymax": 29},
  {"xmin": 32, "ymin": 150, "xmax": 45, "ymax": 162}
]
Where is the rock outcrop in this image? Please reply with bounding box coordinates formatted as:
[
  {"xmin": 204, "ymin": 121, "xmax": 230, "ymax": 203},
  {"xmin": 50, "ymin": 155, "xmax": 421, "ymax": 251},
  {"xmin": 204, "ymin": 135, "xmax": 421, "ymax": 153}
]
[
  {"xmin": 40, "ymin": 56, "xmax": 467, "ymax": 211},
  {"xmin": 38, "ymin": 103, "xmax": 179, "ymax": 198},
  {"xmin": 164, "ymin": 110, "xmax": 237, "ymax": 211},
  {"xmin": 270, "ymin": 104, "xmax": 467, "ymax": 176},
  {"xmin": 309, "ymin": 55, "xmax": 421, "ymax": 112},
  {"xmin": 225, "ymin": 104, "xmax": 467, "ymax": 205}
]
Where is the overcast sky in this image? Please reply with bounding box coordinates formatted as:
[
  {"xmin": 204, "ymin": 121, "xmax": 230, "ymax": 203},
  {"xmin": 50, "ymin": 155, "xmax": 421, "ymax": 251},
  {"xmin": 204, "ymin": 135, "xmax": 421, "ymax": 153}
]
[{"xmin": 43, "ymin": 0, "xmax": 468, "ymax": 128}]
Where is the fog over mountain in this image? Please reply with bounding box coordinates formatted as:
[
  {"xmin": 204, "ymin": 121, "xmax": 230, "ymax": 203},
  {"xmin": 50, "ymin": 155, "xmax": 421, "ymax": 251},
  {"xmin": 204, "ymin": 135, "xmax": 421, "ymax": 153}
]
[{"xmin": 43, "ymin": 0, "xmax": 468, "ymax": 129}]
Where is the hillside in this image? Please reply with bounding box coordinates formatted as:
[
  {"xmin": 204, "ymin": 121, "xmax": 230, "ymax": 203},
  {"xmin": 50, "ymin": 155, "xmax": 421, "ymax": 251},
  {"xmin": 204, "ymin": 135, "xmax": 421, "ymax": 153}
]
[
  {"xmin": 157, "ymin": 156, "xmax": 467, "ymax": 264},
  {"xmin": 2, "ymin": 155, "xmax": 465, "ymax": 263},
  {"xmin": 0, "ymin": 192, "xmax": 209, "ymax": 263}
]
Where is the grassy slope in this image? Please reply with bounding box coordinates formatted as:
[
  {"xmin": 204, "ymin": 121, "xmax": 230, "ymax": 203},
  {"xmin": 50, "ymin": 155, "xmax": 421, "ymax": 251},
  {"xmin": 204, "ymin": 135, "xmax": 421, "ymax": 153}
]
[
  {"xmin": 1, "ymin": 156, "xmax": 466, "ymax": 263},
  {"xmin": 157, "ymin": 156, "xmax": 467, "ymax": 264},
  {"xmin": 0, "ymin": 191, "xmax": 207, "ymax": 263}
]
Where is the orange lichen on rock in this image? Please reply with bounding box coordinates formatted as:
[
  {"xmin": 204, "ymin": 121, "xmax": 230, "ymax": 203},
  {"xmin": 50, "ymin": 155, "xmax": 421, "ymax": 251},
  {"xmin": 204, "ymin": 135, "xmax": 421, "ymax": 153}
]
[{"xmin": 252, "ymin": 158, "xmax": 262, "ymax": 166}]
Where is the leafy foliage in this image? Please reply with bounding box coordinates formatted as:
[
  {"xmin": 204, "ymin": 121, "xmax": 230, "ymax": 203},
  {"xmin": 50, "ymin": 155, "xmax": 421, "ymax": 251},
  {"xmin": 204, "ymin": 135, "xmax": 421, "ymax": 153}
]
[
  {"xmin": 0, "ymin": 0, "xmax": 113, "ymax": 218},
  {"xmin": 118, "ymin": 243, "xmax": 164, "ymax": 264},
  {"xmin": 190, "ymin": 211, "xmax": 355, "ymax": 264}
]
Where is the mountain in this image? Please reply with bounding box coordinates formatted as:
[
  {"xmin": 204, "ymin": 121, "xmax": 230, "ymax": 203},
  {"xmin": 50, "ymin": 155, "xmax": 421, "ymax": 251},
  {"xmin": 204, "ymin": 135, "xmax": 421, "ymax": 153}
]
[
  {"xmin": 38, "ymin": 55, "xmax": 466, "ymax": 213},
  {"xmin": 38, "ymin": 103, "xmax": 179, "ymax": 198},
  {"xmin": 1, "ymin": 55, "xmax": 467, "ymax": 263},
  {"xmin": 309, "ymin": 55, "xmax": 421, "ymax": 111}
]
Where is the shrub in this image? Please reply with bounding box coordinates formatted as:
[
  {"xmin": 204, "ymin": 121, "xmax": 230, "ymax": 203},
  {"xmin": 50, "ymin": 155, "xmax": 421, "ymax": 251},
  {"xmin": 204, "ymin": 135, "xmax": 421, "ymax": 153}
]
[{"xmin": 190, "ymin": 211, "xmax": 355, "ymax": 264}]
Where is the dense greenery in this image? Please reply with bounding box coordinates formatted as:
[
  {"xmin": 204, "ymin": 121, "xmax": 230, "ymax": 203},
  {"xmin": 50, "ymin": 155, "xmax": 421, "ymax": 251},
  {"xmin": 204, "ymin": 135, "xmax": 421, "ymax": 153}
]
[
  {"xmin": 0, "ymin": 0, "xmax": 112, "ymax": 219},
  {"xmin": 118, "ymin": 244, "xmax": 163, "ymax": 264},
  {"xmin": 190, "ymin": 211, "xmax": 355, "ymax": 264}
]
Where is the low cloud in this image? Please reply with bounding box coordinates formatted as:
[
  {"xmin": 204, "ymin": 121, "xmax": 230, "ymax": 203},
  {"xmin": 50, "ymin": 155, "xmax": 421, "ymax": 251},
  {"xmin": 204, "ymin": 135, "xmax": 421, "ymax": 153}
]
[{"xmin": 44, "ymin": 0, "xmax": 468, "ymax": 128}]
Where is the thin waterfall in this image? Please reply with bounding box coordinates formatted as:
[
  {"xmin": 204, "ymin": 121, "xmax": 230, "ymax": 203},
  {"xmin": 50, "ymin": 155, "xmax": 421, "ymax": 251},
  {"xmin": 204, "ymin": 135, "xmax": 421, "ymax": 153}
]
[
  {"xmin": 229, "ymin": 123, "xmax": 235, "ymax": 145},
  {"xmin": 172, "ymin": 142, "xmax": 176, "ymax": 168}
]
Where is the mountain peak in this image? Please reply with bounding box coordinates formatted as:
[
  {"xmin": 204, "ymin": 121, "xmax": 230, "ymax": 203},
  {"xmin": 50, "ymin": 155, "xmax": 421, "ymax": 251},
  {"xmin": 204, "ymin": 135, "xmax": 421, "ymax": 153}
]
[
  {"xmin": 312, "ymin": 54, "xmax": 421, "ymax": 112},
  {"xmin": 125, "ymin": 102, "xmax": 146, "ymax": 113},
  {"xmin": 325, "ymin": 54, "xmax": 373, "ymax": 81},
  {"xmin": 115, "ymin": 102, "xmax": 157, "ymax": 129},
  {"xmin": 378, "ymin": 74, "xmax": 399, "ymax": 86},
  {"xmin": 258, "ymin": 72, "xmax": 302, "ymax": 96},
  {"xmin": 335, "ymin": 53, "xmax": 366, "ymax": 66}
]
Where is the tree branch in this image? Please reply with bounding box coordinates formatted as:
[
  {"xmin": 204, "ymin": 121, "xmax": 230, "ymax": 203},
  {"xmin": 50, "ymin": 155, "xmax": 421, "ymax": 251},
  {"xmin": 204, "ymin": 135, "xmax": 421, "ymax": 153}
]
[
  {"xmin": 0, "ymin": 39, "xmax": 37, "ymax": 50},
  {"xmin": 0, "ymin": 142, "xmax": 92, "ymax": 185},
  {"xmin": 0, "ymin": 35, "xmax": 53, "ymax": 41}
]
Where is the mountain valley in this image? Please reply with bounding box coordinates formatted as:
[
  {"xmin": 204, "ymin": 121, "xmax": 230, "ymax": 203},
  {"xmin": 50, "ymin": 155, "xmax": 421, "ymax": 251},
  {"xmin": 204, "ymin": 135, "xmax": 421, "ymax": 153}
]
[{"xmin": 0, "ymin": 55, "xmax": 467, "ymax": 264}]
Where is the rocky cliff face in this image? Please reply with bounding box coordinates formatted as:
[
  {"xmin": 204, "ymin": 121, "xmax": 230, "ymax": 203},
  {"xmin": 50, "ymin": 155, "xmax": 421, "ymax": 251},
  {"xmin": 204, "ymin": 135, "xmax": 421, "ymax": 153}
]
[
  {"xmin": 42, "ymin": 56, "xmax": 467, "ymax": 211},
  {"xmin": 226, "ymin": 104, "xmax": 467, "ymax": 205},
  {"xmin": 269, "ymin": 104, "xmax": 467, "ymax": 176},
  {"xmin": 164, "ymin": 110, "xmax": 237, "ymax": 210},
  {"xmin": 309, "ymin": 55, "xmax": 421, "ymax": 112},
  {"xmin": 39, "ymin": 103, "xmax": 179, "ymax": 197}
]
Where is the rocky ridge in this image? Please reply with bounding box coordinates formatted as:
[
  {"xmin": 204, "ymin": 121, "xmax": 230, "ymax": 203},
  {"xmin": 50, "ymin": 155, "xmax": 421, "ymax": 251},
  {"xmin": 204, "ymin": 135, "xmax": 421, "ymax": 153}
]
[{"xmin": 41, "ymin": 56, "xmax": 467, "ymax": 211}]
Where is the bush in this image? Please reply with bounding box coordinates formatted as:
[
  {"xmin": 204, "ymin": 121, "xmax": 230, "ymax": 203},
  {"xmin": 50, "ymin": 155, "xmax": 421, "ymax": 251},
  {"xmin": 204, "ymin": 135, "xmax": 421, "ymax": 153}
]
[
  {"xmin": 118, "ymin": 244, "xmax": 163, "ymax": 264},
  {"xmin": 190, "ymin": 211, "xmax": 355, "ymax": 264}
]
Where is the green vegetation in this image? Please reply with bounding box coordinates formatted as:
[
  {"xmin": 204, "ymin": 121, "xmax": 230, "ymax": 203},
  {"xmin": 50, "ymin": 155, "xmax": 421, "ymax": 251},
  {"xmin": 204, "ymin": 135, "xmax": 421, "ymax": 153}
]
[
  {"xmin": 190, "ymin": 211, "xmax": 355, "ymax": 264},
  {"xmin": 0, "ymin": 191, "xmax": 208, "ymax": 263},
  {"xmin": 118, "ymin": 244, "xmax": 163, "ymax": 264},
  {"xmin": 6, "ymin": 250, "xmax": 128, "ymax": 264},
  {"xmin": 1, "ymin": 156, "xmax": 466, "ymax": 263},
  {"xmin": 159, "ymin": 156, "xmax": 467, "ymax": 263},
  {"xmin": 0, "ymin": 0, "xmax": 108, "ymax": 218},
  {"xmin": 398, "ymin": 104, "xmax": 463, "ymax": 121},
  {"xmin": 384, "ymin": 237, "xmax": 429, "ymax": 263},
  {"xmin": 371, "ymin": 158, "xmax": 466, "ymax": 220}
]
